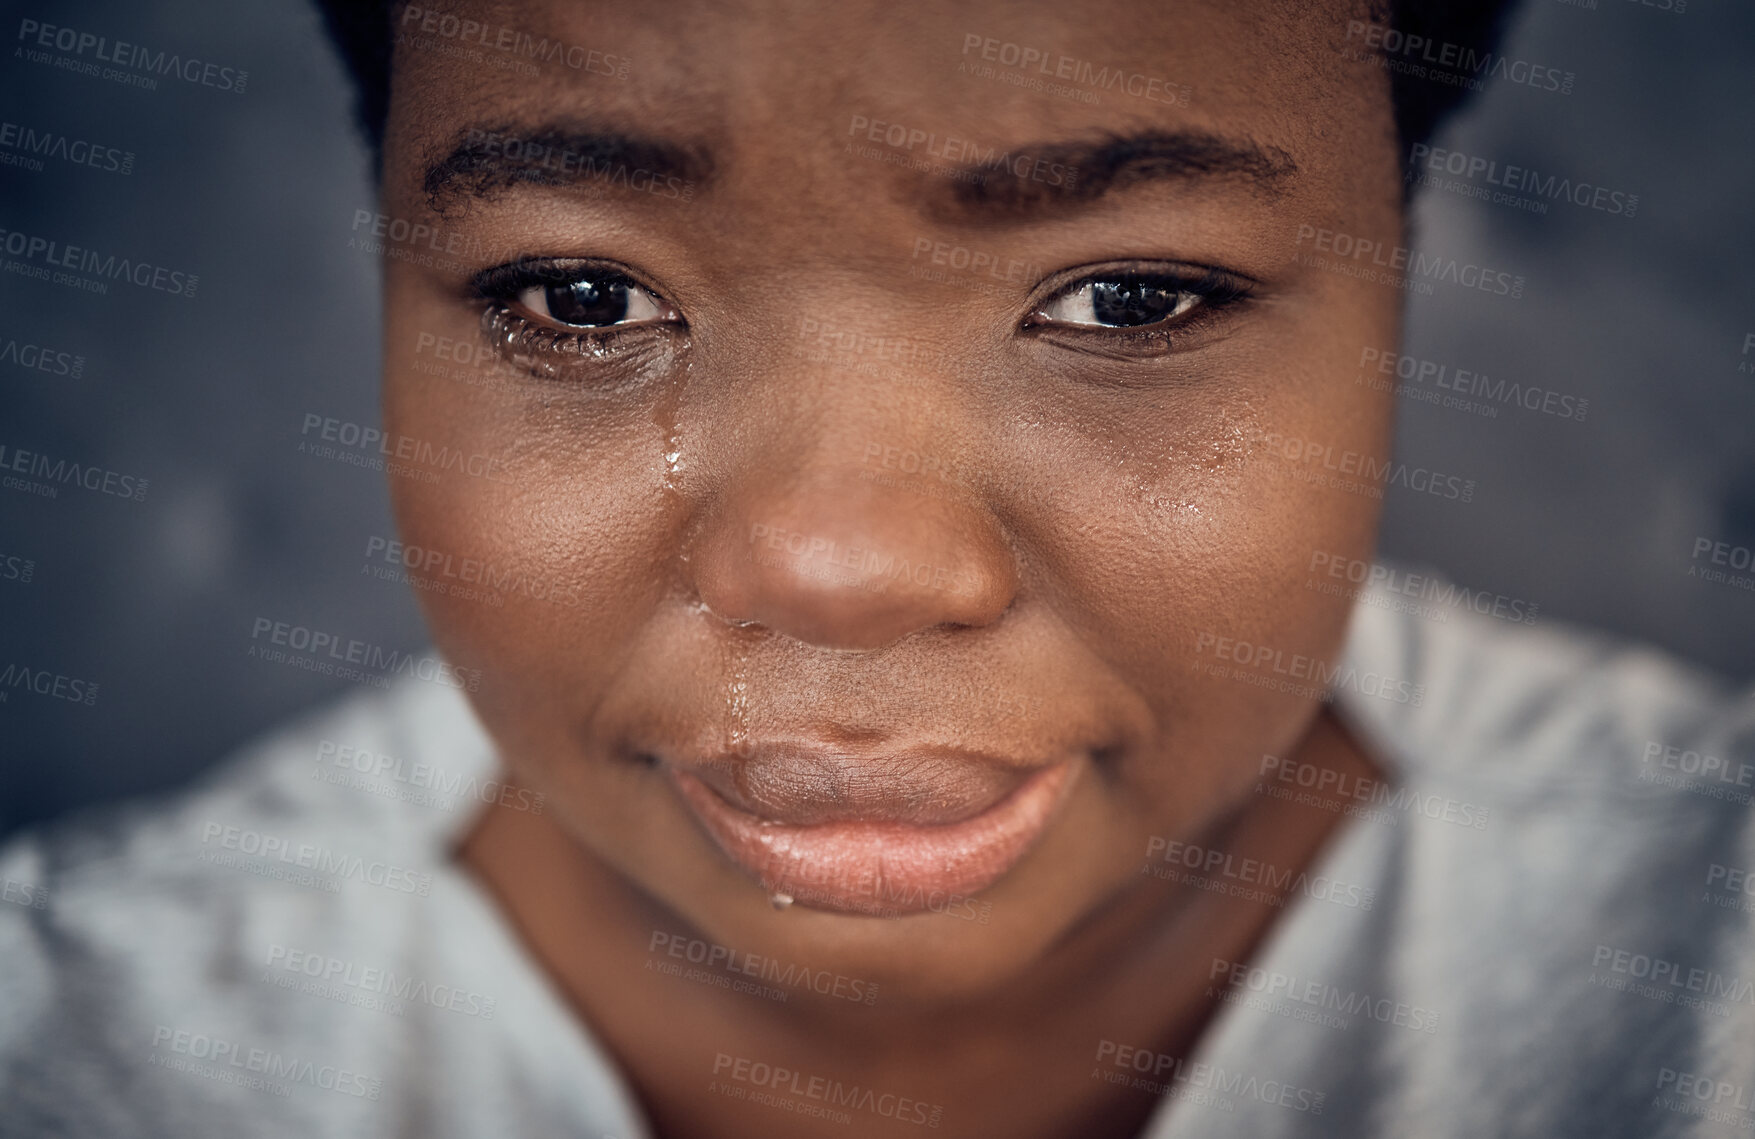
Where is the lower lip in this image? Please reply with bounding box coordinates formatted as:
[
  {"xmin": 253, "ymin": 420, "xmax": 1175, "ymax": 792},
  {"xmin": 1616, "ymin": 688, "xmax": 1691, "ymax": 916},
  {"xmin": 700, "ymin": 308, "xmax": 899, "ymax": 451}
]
[{"xmin": 668, "ymin": 760, "xmax": 1079, "ymax": 917}]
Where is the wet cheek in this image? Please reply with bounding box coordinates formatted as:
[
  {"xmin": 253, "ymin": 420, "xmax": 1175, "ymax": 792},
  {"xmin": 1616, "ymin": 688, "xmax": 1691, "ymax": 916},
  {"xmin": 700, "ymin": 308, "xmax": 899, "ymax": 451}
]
[
  {"xmin": 1010, "ymin": 399, "xmax": 1261, "ymax": 606},
  {"xmin": 384, "ymin": 389, "xmax": 678, "ymax": 729},
  {"xmin": 1027, "ymin": 399, "xmax": 1371, "ymax": 727}
]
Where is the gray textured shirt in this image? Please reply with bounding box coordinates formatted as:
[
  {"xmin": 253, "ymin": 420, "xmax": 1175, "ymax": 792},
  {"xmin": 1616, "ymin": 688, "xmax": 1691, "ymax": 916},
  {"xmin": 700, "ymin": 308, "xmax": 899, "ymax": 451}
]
[{"xmin": 4, "ymin": 582, "xmax": 1753, "ymax": 1137}]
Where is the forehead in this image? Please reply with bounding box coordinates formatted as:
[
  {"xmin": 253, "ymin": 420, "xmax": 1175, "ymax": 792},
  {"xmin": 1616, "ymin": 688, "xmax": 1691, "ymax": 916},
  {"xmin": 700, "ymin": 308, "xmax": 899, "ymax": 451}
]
[{"xmin": 385, "ymin": 0, "xmax": 1389, "ymax": 220}]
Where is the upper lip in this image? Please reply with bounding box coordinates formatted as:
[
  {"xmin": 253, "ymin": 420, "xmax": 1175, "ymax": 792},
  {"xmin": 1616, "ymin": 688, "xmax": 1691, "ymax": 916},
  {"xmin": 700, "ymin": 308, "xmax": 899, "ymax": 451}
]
[{"xmin": 668, "ymin": 740, "xmax": 1058, "ymax": 826}]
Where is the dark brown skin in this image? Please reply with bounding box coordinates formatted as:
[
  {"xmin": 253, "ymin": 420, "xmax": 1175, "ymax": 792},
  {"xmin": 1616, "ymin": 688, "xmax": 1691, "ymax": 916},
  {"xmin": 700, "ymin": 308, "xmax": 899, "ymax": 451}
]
[{"xmin": 377, "ymin": 1, "xmax": 1404, "ymax": 1135}]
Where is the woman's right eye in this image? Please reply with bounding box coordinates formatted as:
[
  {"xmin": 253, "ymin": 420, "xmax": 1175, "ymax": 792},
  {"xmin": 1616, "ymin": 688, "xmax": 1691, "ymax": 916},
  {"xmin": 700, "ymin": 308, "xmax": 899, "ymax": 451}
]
[
  {"xmin": 471, "ymin": 260, "xmax": 689, "ymax": 383},
  {"xmin": 513, "ymin": 272, "xmax": 679, "ymax": 329}
]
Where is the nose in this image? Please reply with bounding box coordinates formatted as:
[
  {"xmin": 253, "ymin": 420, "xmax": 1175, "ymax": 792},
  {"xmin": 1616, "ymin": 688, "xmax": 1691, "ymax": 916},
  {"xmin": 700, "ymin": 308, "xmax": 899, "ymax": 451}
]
[{"xmin": 691, "ymin": 464, "xmax": 1017, "ymax": 651}]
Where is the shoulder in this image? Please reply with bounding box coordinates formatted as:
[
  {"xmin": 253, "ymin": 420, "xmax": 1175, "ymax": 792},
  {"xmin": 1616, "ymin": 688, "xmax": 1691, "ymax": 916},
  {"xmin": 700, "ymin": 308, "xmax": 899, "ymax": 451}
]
[
  {"xmin": 0, "ymin": 680, "xmax": 508, "ymax": 1135},
  {"xmin": 1313, "ymin": 572, "xmax": 1755, "ymax": 1137},
  {"xmin": 0, "ymin": 677, "xmax": 495, "ymax": 930},
  {"xmin": 1336, "ymin": 569, "xmax": 1752, "ymax": 809}
]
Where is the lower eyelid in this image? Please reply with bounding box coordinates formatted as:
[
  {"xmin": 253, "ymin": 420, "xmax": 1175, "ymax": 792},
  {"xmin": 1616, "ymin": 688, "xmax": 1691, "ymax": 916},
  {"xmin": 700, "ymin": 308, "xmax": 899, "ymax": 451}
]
[{"xmin": 477, "ymin": 303, "xmax": 682, "ymax": 382}]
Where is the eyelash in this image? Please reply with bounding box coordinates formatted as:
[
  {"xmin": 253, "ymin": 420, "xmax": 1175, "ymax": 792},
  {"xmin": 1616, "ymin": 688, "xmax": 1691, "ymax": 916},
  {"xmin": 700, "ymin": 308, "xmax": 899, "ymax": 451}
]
[
  {"xmin": 1022, "ymin": 265, "xmax": 1255, "ymax": 358},
  {"xmin": 471, "ymin": 259, "xmax": 686, "ymax": 382},
  {"xmin": 468, "ymin": 258, "xmax": 1254, "ymax": 379}
]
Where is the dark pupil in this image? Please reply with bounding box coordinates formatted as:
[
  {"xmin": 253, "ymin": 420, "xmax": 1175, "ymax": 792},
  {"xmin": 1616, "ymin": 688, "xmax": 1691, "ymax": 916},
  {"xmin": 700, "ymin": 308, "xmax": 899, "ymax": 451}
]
[
  {"xmin": 545, "ymin": 277, "xmax": 630, "ymax": 326},
  {"xmin": 1090, "ymin": 279, "xmax": 1178, "ymax": 327}
]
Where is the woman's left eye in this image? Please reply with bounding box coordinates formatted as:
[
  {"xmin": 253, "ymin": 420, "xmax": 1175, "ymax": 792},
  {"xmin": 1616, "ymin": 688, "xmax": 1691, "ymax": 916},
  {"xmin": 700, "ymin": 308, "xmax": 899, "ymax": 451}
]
[
  {"xmin": 514, "ymin": 273, "xmax": 677, "ymax": 329},
  {"xmin": 1032, "ymin": 276, "xmax": 1206, "ymax": 329}
]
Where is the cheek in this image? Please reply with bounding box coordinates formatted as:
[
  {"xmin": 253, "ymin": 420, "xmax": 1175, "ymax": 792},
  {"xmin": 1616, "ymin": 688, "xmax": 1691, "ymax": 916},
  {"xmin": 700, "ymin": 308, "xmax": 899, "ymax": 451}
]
[
  {"xmin": 1011, "ymin": 380, "xmax": 1387, "ymax": 648},
  {"xmin": 380, "ymin": 333, "xmax": 683, "ymax": 771},
  {"xmin": 1005, "ymin": 328, "xmax": 1393, "ymax": 810}
]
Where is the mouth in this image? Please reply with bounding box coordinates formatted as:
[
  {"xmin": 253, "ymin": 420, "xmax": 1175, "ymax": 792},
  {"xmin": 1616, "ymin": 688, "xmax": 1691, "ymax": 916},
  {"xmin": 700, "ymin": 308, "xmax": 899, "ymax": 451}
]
[{"xmin": 663, "ymin": 743, "xmax": 1081, "ymax": 916}]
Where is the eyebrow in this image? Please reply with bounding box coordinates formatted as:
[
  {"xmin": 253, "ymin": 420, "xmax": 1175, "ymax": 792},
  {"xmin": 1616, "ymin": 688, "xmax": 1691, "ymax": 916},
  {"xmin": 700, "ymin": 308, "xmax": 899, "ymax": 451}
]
[
  {"xmin": 421, "ymin": 123, "xmax": 1294, "ymax": 218},
  {"xmin": 422, "ymin": 123, "xmax": 714, "ymax": 212},
  {"xmin": 932, "ymin": 130, "xmax": 1299, "ymax": 220}
]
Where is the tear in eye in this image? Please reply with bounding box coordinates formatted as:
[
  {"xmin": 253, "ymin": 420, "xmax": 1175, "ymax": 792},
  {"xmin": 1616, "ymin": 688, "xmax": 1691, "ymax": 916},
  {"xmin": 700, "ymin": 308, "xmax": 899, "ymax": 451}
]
[
  {"xmin": 1036, "ymin": 278, "xmax": 1201, "ymax": 329},
  {"xmin": 516, "ymin": 274, "xmax": 673, "ymax": 328}
]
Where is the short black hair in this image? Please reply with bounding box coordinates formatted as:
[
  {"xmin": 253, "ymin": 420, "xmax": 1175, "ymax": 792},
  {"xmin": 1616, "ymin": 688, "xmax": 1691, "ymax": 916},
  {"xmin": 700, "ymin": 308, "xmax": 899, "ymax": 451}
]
[
  {"xmin": 315, "ymin": 1, "xmax": 1521, "ymax": 180},
  {"xmin": 1373, "ymin": 0, "xmax": 1524, "ymax": 158}
]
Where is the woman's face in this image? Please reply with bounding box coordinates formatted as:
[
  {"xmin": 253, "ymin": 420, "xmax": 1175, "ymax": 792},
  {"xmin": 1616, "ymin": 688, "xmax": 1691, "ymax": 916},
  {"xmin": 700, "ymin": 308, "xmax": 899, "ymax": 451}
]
[{"xmin": 380, "ymin": 0, "xmax": 1400, "ymax": 996}]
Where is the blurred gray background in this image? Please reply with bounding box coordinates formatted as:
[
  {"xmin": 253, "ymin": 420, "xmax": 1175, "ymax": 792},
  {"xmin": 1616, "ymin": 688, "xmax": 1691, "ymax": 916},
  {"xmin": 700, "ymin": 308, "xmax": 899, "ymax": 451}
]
[{"xmin": 2, "ymin": 0, "xmax": 1752, "ymax": 839}]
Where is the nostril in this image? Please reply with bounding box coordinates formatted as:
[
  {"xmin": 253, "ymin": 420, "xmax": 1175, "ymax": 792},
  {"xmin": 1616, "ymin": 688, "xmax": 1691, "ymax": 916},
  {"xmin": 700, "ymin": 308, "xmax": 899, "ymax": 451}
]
[
  {"xmin": 692, "ymin": 518, "xmax": 1015, "ymax": 652},
  {"xmin": 687, "ymin": 467, "xmax": 1017, "ymax": 651}
]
